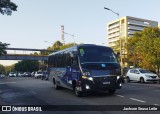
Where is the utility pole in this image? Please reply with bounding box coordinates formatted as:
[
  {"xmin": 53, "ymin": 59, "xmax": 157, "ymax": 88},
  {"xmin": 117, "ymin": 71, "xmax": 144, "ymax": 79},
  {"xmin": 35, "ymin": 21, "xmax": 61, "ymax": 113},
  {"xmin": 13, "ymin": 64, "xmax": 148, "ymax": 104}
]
[{"xmin": 61, "ymin": 25, "xmax": 65, "ymax": 45}]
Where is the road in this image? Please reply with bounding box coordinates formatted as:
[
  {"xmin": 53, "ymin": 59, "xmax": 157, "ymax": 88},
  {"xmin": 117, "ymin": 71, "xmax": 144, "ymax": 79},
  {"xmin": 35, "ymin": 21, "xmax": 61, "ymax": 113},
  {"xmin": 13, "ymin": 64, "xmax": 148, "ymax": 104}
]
[{"xmin": 0, "ymin": 77, "xmax": 160, "ymax": 114}]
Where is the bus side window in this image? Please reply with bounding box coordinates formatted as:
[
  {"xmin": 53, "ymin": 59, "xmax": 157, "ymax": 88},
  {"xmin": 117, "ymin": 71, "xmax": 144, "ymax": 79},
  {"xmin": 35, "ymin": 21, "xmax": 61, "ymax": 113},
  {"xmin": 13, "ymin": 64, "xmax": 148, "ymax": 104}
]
[
  {"xmin": 71, "ymin": 52, "xmax": 78, "ymax": 68},
  {"xmin": 66, "ymin": 53, "xmax": 71, "ymax": 66}
]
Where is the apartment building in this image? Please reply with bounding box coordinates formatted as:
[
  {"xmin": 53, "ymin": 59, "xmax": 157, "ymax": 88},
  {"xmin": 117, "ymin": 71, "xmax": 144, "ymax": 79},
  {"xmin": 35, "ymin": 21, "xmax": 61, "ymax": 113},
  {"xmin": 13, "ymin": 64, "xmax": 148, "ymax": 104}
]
[{"xmin": 107, "ymin": 16, "xmax": 158, "ymax": 48}]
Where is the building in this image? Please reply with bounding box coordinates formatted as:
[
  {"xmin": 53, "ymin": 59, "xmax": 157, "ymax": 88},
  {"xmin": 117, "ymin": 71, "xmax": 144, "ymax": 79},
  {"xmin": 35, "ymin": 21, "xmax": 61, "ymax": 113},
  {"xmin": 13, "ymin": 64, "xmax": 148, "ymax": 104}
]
[
  {"xmin": 107, "ymin": 16, "xmax": 158, "ymax": 48},
  {"xmin": 107, "ymin": 16, "xmax": 158, "ymax": 66}
]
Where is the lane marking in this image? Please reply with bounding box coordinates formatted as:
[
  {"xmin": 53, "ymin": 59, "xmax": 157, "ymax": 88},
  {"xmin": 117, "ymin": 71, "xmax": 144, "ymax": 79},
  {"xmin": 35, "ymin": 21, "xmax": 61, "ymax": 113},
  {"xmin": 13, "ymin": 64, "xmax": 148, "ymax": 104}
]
[
  {"xmin": 116, "ymin": 95, "xmax": 125, "ymax": 98},
  {"xmin": 154, "ymin": 90, "xmax": 160, "ymax": 92},
  {"xmin": 29, "ymin": 91, "xmax": 37, "ymax": 95},
  {"xmin": 154, "ymin": 104, "xmax": 159, "ymax": 106},
  {"xmin": 130, "ymin": 98, "xmax": 146, "ymax": 103},
  {"xmin": 0, "ymin": 82, "xmax": 16, "ymax": 84}
]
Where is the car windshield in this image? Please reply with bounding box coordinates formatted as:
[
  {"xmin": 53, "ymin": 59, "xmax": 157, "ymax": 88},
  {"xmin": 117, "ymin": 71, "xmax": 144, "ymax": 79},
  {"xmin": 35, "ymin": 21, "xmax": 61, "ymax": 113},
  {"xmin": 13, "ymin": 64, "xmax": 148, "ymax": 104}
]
[
  {"xmin": 139, "ymin": 69, "xmax": 152, "ymax": 73},
  {"xmin": 79, "ymin": 46, "xmax": 118, "ymax": 64}
]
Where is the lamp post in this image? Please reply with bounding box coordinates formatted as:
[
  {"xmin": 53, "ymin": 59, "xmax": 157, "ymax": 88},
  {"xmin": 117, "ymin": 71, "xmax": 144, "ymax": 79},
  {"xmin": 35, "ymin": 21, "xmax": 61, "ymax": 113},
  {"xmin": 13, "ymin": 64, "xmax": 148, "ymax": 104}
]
[
  {"xmin": 104, "ymin": 7, "xmax": 123, "ymax": 75},
  {"xmin": 63, "ymin": 32, "xmax": 76, "ymax": 45},
  {"xmin": 44, "ymin": 40, "xmax": 55, "ymax": 51},
  {"xmin": 44, "ymin": 41, "xmax": 54, "ymax": 45}
]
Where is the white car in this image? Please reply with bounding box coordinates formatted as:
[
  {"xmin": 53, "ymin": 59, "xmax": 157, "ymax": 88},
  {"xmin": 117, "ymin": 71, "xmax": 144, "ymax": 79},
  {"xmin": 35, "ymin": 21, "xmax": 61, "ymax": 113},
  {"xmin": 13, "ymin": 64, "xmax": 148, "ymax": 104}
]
[
  {"xmin": 126, "ymin": 68, "xmax": 159, "ymax": 83},
  {"xmin": 8, "ymin": 72, "xmax": 16, "ymax": 77},
  {"xmin": 34, "ymin": 71, "xmax": 43, "ymax": 79}
]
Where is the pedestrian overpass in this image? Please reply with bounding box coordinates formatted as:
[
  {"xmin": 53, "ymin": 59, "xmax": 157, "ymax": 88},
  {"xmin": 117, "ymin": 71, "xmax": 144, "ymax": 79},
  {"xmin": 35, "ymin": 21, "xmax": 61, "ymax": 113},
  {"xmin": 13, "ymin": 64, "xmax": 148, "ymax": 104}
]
[{"xmin": 0, "ymin": 48, "xmax": 55, "ymax": 61}]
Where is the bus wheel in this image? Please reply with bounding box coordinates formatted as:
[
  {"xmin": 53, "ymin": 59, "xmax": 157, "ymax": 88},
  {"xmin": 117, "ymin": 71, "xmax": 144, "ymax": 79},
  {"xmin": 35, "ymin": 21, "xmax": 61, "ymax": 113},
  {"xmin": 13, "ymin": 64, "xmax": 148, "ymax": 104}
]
[
  {"xmin": 108, "ymin": 89, "xmax": 116, "ymax": 94},
  {"xmin": 74, "ymin": 86, "xmax": 83, "ymax": 97},
  {"xmin": 53, "ymin": 79, "xmax": 60, "ymax": 90}
]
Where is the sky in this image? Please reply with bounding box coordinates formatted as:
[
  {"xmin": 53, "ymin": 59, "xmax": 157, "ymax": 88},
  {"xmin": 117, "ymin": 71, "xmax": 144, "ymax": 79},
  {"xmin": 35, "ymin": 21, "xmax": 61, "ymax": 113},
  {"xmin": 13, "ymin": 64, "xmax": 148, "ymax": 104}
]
[{"xmin": 0, "ymin": 0, "xmax": 160, "ymax": 65}]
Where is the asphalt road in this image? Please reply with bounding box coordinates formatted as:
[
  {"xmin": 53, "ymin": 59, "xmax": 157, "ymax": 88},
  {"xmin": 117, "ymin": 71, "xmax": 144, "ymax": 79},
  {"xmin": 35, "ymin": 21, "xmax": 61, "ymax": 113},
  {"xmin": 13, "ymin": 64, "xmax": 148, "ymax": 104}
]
[{"xmin": 0, "ymin": 77, "xmax": 160, "ymax": 114}]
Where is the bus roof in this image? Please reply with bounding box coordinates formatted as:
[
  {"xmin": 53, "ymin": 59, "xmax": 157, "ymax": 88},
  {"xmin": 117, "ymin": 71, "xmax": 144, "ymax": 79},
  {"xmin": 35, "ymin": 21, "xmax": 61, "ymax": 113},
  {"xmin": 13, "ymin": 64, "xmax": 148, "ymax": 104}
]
[{"xmin": 49, "ymin": 44, "xmax": 113, "ymax": 56}]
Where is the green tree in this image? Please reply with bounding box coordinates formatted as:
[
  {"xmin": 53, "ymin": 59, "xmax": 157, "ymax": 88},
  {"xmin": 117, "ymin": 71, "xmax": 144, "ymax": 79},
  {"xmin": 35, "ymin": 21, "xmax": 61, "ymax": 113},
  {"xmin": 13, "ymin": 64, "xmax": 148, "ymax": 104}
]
[
  {"xmin": 60, "ymin": 43, "xmax": 76, "ymax": 50},
  {"xmin": 0, "ymin": 0, "xmax": 17, "ymax": 15},
  {"xmin": 15, "ymin": 60, "xmax": 39, "ymax": 72},
  {"xmin": 53, "ymin": 40, "xmax": 63, "ymax": 50},
  {"xmin": 126, "ymin": 27, "xmax": 160, "ymax": 73},
  {"xmin": 0, "ymin": 42, "xmax": 9, "ymax": 56},
  {"xmin": 0, "ymin": 64, "xmax": 5, "ymax": 74},
  {"xmin": 44, "ymin": 41, "xmax": 76, "ymax": 55},
  {"xmin": 4, "ymin": 64, "xmax": 15, "ymax": 74}
]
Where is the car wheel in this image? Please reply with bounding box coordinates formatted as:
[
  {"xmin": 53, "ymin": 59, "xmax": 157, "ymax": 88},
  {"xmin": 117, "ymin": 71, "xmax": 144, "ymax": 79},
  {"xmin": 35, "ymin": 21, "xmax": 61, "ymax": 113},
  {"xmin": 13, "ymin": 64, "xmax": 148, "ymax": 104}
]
[
  {"xmin": 140, "ymin": 77, "xmax": 144, "ymax": 83},
  {"xmin": 126, "ymin": 76, "xmax": 130, "ymax": 83}
]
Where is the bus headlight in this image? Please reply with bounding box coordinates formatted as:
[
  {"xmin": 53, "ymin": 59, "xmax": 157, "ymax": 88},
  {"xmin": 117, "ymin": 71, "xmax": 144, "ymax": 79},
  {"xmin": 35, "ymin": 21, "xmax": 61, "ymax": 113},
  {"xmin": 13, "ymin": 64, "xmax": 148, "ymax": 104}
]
[
  {"xmin": 88, "ymin": 77, "xmax": 93, "ymax": 81},
  {"xmin": 117, "ymin": 76, "xmax": 120, "ymax": 80},
  {"xmin": 82, "ymin": 76, "xmax": 93, "ymax": 81}
]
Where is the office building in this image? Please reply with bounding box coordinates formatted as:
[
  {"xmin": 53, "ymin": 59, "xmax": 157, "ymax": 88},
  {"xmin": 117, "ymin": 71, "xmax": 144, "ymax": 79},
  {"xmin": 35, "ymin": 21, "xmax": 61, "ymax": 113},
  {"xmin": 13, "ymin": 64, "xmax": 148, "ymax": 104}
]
[{"xmin": 107, "ymin": 16, "xmax": 158, "ymax": 48}]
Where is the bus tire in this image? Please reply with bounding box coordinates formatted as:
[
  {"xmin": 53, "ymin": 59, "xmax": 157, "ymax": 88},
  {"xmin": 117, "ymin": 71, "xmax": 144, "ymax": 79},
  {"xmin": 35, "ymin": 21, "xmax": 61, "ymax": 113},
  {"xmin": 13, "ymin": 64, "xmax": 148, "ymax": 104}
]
[
  {"xmin": 74, "ymin": 86, "xmax": 83, "ymax": 97},
  {"xmin": 73, "ymin": 81, "xmax": 83, "ymax": 97},
  {"xmin": 53, "ymin": 78, "xmax": 60, "ymax": 90},
  {"xmin": 108, "ymin": 89, "xmax": 116, "ymax": 94}
]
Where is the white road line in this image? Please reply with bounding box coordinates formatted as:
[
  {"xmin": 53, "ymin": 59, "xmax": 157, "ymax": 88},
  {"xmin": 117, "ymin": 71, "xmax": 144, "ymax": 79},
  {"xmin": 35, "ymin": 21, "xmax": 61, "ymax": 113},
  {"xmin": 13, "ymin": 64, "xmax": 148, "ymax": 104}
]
[
  {"xmin": 154, "ymin": 104, "xmax": 159, "ymax": 106},
  {"xmin": 0, "ymin": 82, "xmax": 16, "ymax": 84},
  {"xmin": 154, "ymin": 90, "xmax": 160, "ymax": 92},
  {"xmin": 29, "ymin": 91, "xmax": 37, "ymax": 95},
  {"xmin": 130, "ymin": 98, "xmax": 146, "ymax": 103},
  {"xmin": 116, "ymin": 95, "xmax": 125, "ymax": 98}
]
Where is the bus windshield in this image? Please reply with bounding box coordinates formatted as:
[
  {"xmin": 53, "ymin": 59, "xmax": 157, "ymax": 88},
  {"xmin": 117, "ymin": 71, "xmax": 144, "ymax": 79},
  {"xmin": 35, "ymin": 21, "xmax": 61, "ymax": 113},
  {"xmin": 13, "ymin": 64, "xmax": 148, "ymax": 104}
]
[{"xmin": 78, "ymin": 46, "xmax": 118, "ymax": 64}]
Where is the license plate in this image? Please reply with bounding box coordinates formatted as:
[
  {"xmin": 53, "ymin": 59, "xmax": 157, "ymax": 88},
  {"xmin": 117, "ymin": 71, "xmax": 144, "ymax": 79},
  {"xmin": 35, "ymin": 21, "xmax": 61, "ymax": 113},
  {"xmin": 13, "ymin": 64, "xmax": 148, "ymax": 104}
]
[{"xmin": 103, "ymin": 82, "xmax": 110, "ymax": 84}]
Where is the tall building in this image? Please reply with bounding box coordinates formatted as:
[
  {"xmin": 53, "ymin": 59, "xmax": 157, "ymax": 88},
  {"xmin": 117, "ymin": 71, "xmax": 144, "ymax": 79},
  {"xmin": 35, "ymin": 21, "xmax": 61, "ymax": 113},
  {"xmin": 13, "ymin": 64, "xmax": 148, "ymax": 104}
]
[
  {"xmin": 107, "ymin": 16, "xmax": 158, "ymax": 67},
  {"xmin": 107, "ymin": 16, "xmax": 158, "ymax": 48}
]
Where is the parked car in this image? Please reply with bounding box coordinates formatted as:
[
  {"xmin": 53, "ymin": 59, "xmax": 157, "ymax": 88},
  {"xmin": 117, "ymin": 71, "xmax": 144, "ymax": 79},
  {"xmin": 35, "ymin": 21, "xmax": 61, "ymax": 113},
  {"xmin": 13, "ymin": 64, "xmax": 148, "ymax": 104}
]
[
  {"xmin": 126, "ymin": 68, "xmax": 159, "ymax": 83},
  {"xmin": 31, "ymin": 72, "xmax": 35, "ymax": 77},
  {"xmin": 18, "ymin": 72, "xmax": 24, "ymax": 77},
  {"xmin": 23, "ymin": 72, "xmax": 32, "ymax": 77},
  {"xmin": 34, "ymin": 71, "xmax": 43, "ymax": 79},
  {"xmin": 0, "ymin": 74, "xmax": 5, "ymax": 78},
  {"xmin": 8, "ymin": 72, "xmax": 16, "ymax": 77}
]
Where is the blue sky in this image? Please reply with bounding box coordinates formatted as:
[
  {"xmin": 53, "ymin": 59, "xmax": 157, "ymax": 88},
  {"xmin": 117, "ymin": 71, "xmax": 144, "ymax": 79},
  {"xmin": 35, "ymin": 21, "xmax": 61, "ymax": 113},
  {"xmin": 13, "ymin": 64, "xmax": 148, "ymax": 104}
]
[{"xmin": 0, "ymin": 0, "xmax": 160, "ymax": 65}]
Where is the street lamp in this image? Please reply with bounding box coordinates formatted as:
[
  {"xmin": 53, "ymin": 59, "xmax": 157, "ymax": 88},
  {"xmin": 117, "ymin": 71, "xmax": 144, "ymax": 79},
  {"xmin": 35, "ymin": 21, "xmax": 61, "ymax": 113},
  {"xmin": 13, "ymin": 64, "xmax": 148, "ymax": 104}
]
[
  {"xmin": 44, "ymin": 41, "xmax": 54, "ymax": 45},
  {"xmin": 63, "ymin": 32, "xmax": 76, "ymax": 45},
  {"xmin": 104, "ymin": 7, "xmax": 123, "ymax": 75}
]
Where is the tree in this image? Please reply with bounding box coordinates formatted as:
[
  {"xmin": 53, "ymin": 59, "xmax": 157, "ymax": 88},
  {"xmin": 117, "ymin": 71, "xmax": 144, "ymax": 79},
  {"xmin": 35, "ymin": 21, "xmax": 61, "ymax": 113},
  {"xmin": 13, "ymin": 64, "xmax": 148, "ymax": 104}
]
[
  {"xmin": 126, "ymin": 27, "xmax": 160, "ymax": 73},
  {"xmin": 0, "ymin": 0, "xmax": 17, "ymax": 15},
  {"xmin": 53, "ymin": 40, "xmax": 63, "ymax": 50},
  {"xmin": 60, "ymin": 43, "xmax": 76, "ymax": 50},
  {"xmin": 0, "ymin": 42, "xmax": 9, "ymax": 56},
  {"xmin": 4, "ymin": 64, "xmax": 15, "ymax": 74},
  {"xmin": 0, "ymin": 64, "xmax": 5, "ymax": 74},
  {"xmin": 15, "ymin": 60, "xmax": 39, "ymax": 72}
]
